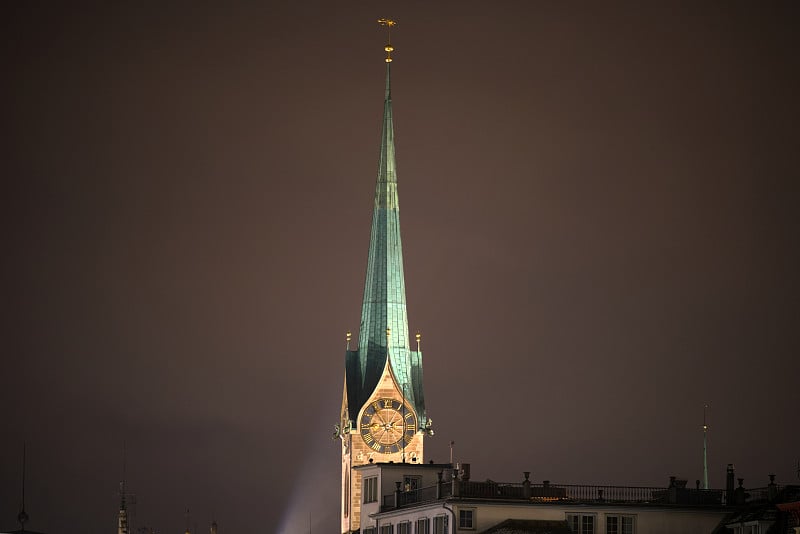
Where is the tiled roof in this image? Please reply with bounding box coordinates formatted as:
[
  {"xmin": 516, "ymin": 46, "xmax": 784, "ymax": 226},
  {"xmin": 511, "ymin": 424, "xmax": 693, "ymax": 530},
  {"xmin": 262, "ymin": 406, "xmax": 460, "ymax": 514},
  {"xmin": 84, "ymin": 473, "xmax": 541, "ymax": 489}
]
[{"xmin": 481, "ymin": 519, "xmax": 572, "ymax": 534}]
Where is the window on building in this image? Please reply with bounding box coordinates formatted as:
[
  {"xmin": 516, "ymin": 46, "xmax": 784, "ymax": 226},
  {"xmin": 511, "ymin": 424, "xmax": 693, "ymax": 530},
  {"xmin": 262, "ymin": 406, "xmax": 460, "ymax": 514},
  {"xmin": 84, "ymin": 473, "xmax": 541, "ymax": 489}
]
[
  {"xmin": 397, "ymin": 521, "xmax": 412, "ymax": 534},
  {"xmin": 364, "ymin": 528, "xmax": 376, "ymax": 534},
  {"xmin": 364, "ymin": 476, "xmax": 378, "ymax": 504},
  {"xmin": 416, "ymin": 517, "xmax": 430, "ymax": 534},
  {"xmin": 459, "ymin": 508, "xmax": 475, "ymax": 529},
  {"xmin": 606, "ymin": 515, "xmax": 635, "ymax": 534},
  {"xmin": 403, "ymin": 475, "xmax": 422, "ymax": 503},
  {"xmin": 566, "ymin": 514, "xmax": 595, "ymax": 534},
  {"xmin": 380, "ymin": 525, "xmax": 393, "ymax": 534},
  {"xmin": 581, "ymin": 515, "xmax": 594, "ymax": 534},
  {"xmin": 403, "ymin": 475, "xmax": 422, "ymax": 491},
  {"xmin": 433, "ymin": 514, "xmax": 449, "ymax": 534}
]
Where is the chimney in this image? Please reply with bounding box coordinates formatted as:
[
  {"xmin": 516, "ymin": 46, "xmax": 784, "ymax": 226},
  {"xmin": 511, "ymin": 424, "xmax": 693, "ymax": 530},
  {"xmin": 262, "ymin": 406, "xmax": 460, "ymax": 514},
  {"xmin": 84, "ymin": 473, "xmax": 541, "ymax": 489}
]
[
  {"xmin": 726, "ymin": 464, "xmax": 736, "ymax": 506},
  {"xmin": 768, "ymin": 474, "xmax": 778, "ymax": 502},
  {"xmin": 734, "ymin": 478, "xmax": 747, "ymax": 506},
  {"xmin": 452, "ymin": 469, "xmax": 460, "ymax": 497},
  {"xmin": 461, "ymin": 463, "xmax": 471, "ymax": 482},
  {"xmin": 668, "ymin": 477, "xmax": 677, "ymax": 504}
]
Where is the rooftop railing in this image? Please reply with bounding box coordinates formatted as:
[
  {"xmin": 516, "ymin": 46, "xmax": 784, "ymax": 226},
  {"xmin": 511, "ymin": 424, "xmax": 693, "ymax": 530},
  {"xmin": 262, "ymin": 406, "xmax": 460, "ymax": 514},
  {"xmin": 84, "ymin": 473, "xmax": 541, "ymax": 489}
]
[
  {"xmin": 744, "ymin": 485, "xmax": 784, "ymax": 503},
  {"xmin": 381, "ymin": 480, "xmax": 728, "ymax": 511}
]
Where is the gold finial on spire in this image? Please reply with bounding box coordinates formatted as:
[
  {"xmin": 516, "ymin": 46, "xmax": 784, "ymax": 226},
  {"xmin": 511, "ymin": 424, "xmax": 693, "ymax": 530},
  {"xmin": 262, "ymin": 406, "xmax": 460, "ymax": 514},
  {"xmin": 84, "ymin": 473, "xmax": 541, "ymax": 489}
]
[
  {"xmin": 346, "ymin": 331, "xmax": 352, "ymax": 351},
  {"xmin": 386, "ymin": 327, "xmax": 391, "ymax": 343},
  {"xmin": 416, "ymin": 332, "xmax": 421, "ymax": 351},
  {"xmin": 377, "ymin": 18, "xmax": 397, "ymax": 62}
]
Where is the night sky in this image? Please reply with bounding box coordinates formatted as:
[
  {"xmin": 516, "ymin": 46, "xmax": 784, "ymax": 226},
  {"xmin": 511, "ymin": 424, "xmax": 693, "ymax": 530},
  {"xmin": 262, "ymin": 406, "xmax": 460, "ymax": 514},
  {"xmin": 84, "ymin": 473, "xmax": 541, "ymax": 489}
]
[{"xmin": 3, "ymin": 2, "xmax": 799, "ymax": 533}]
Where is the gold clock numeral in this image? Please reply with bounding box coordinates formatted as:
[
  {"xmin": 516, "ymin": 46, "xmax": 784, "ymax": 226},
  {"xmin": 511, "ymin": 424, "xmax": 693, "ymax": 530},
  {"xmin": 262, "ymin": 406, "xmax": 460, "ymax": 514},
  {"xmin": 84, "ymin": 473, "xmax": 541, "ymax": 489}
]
[
  {"xmin": 370, "ymin": 442, "xmax": 382, "ymax": 452},
  {"xmin": 406, "ymin": 424, "xmax": 415, "ymax": 430},
  {"xmin": 372, "ymin": 401, "xmax": 382, "ymax": 411},
  {"xmin": 383, "ymin": 399, "xmax": 393, "ymax": 408},
  {"xmin": 363, "ymin": 433, "xmax": 374, "ymax": 444},
  {"xmin": 404, "ymin": 412, "xmax": 413, "ymax": 420}
]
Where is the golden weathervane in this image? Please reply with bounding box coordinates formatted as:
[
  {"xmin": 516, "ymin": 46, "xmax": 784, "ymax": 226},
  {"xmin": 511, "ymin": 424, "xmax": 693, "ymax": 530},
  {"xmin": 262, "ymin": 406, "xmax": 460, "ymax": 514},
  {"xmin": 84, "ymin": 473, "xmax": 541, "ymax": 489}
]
[{"xmin": 377, "ymin": 18, "xmax": 396, "ymax": 62}]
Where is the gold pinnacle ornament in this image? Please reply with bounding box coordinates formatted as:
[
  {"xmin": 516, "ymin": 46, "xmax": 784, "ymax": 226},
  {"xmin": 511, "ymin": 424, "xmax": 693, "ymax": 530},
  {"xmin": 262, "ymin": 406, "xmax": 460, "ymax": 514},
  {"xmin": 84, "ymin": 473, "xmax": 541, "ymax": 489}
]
[{"xmin": 377, "ymin": 18, "xmax": 396, "ymax": 62}]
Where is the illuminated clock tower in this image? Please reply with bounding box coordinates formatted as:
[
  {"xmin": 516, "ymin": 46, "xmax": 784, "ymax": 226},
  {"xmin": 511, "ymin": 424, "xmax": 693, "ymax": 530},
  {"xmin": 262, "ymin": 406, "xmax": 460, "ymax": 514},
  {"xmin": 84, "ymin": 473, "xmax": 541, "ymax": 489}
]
[{"xmin": 335, "ymin": 20, "xmax": 432, "ymax": 534}]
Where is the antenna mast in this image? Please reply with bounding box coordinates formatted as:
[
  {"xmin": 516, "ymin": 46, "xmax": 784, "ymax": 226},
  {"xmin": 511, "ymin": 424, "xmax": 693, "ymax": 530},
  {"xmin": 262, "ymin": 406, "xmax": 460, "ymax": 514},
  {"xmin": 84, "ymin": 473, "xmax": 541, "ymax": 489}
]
[
  {"xmin": 18, "ymin": 442, "xmax": 29, "ymax": 530},
  {"xmin": 122, "ymin": 441, "xmax": 127, "ymax": 506}
]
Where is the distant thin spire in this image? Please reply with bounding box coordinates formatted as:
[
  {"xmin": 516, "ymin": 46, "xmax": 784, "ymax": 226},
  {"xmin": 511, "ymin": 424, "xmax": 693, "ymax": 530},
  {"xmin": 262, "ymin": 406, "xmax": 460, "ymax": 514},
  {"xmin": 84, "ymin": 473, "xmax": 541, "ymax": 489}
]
[
  {"xmin": 702, "ymin": 404, "xmax": 709, "ymax": 490},
  {"xmin": 118, "ymin": 442, "xmax": 129, "ymax": 534},
  {"xmin": 122, "ymin": 441, "xmax": 127, "ymax": 508}
]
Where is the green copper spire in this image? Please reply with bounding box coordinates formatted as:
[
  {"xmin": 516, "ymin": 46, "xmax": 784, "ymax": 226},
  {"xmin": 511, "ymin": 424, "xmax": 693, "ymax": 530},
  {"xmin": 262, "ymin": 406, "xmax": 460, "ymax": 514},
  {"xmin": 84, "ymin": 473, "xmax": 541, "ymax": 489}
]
[
  {"xmin": 358, "ymin": 62, "xmax": 409, "ymax": 371},
  {"xmin": 344, "ymin": 33, "xmax": 427, "ymax": 427}
]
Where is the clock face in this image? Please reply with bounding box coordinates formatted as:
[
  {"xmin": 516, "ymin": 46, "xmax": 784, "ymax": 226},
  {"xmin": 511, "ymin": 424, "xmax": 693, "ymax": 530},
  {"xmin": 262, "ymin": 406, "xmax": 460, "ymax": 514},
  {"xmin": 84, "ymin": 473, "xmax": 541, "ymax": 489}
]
[{"xmin": 360, "ymin": 398, "xmax": 417, "ymax": 454}]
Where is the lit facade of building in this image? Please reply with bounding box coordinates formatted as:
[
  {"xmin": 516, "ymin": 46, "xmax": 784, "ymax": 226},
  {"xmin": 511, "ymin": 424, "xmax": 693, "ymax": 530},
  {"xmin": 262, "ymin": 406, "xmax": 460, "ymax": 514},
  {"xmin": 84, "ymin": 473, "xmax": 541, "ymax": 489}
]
[{"xmin": 354, "ymin": 462, "xmax": 800, "ymax": 534}]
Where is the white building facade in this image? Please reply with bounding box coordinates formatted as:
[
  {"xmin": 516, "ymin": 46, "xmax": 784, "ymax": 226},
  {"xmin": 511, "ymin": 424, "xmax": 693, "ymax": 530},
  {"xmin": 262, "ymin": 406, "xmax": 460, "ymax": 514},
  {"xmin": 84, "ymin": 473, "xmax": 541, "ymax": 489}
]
[{"xmin": 357, "ymin": 463, "xmax": 732, "ymax": 534}]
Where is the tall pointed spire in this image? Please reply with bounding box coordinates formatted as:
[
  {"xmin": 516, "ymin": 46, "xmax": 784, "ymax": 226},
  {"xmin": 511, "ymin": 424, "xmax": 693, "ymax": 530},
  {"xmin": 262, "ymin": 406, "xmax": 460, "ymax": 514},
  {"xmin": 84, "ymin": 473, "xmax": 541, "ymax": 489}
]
[
  {"xmin": 345, "ymin": 18, "xmax": 427, "ymax": 428},
  {"xmin": 359, "ymin": 55, "xmax": 406, "ymax": 363},
  {"xmin": 339, "ymin": 21, "xmax": 431, "ymax": 534}
]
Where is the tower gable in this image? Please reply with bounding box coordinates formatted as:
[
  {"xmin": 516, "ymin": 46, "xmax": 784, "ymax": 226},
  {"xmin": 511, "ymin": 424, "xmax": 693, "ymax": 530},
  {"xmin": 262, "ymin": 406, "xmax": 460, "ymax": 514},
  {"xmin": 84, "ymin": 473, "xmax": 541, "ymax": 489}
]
[{"xmin": 354, "ymin": 356, "xmax": 424, "ymax": 464}]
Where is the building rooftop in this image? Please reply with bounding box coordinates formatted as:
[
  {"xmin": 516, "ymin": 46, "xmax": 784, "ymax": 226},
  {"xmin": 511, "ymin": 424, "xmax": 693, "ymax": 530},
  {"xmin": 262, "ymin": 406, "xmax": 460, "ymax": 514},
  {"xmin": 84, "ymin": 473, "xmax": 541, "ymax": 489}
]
[
  {"xmin": 354, "ymin": 461, "xmax": 453, "ymax": 470},
  {"xmin": 381, "ymin": 475, "xmax": 732, "ymax": 512},
  {"xmin": 482, "ymin": 519, "xmax": 572, "ymax": 534}
]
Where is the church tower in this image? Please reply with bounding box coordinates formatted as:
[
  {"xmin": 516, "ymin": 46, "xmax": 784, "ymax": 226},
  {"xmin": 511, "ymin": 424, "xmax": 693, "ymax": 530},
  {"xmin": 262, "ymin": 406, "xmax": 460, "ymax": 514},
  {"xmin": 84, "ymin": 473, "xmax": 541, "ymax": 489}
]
[{"xmin": 336, "ymin": 20, "xmax": 432, "ymax": 534}]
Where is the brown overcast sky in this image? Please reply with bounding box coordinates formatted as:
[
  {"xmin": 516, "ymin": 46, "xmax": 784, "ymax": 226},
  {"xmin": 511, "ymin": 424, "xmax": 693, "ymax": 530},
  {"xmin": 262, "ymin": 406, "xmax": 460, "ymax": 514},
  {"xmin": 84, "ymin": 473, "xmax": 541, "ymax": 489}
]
[{"xmin": 2, "ymin": 2, "xmax": 799, "ymax": 533}]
